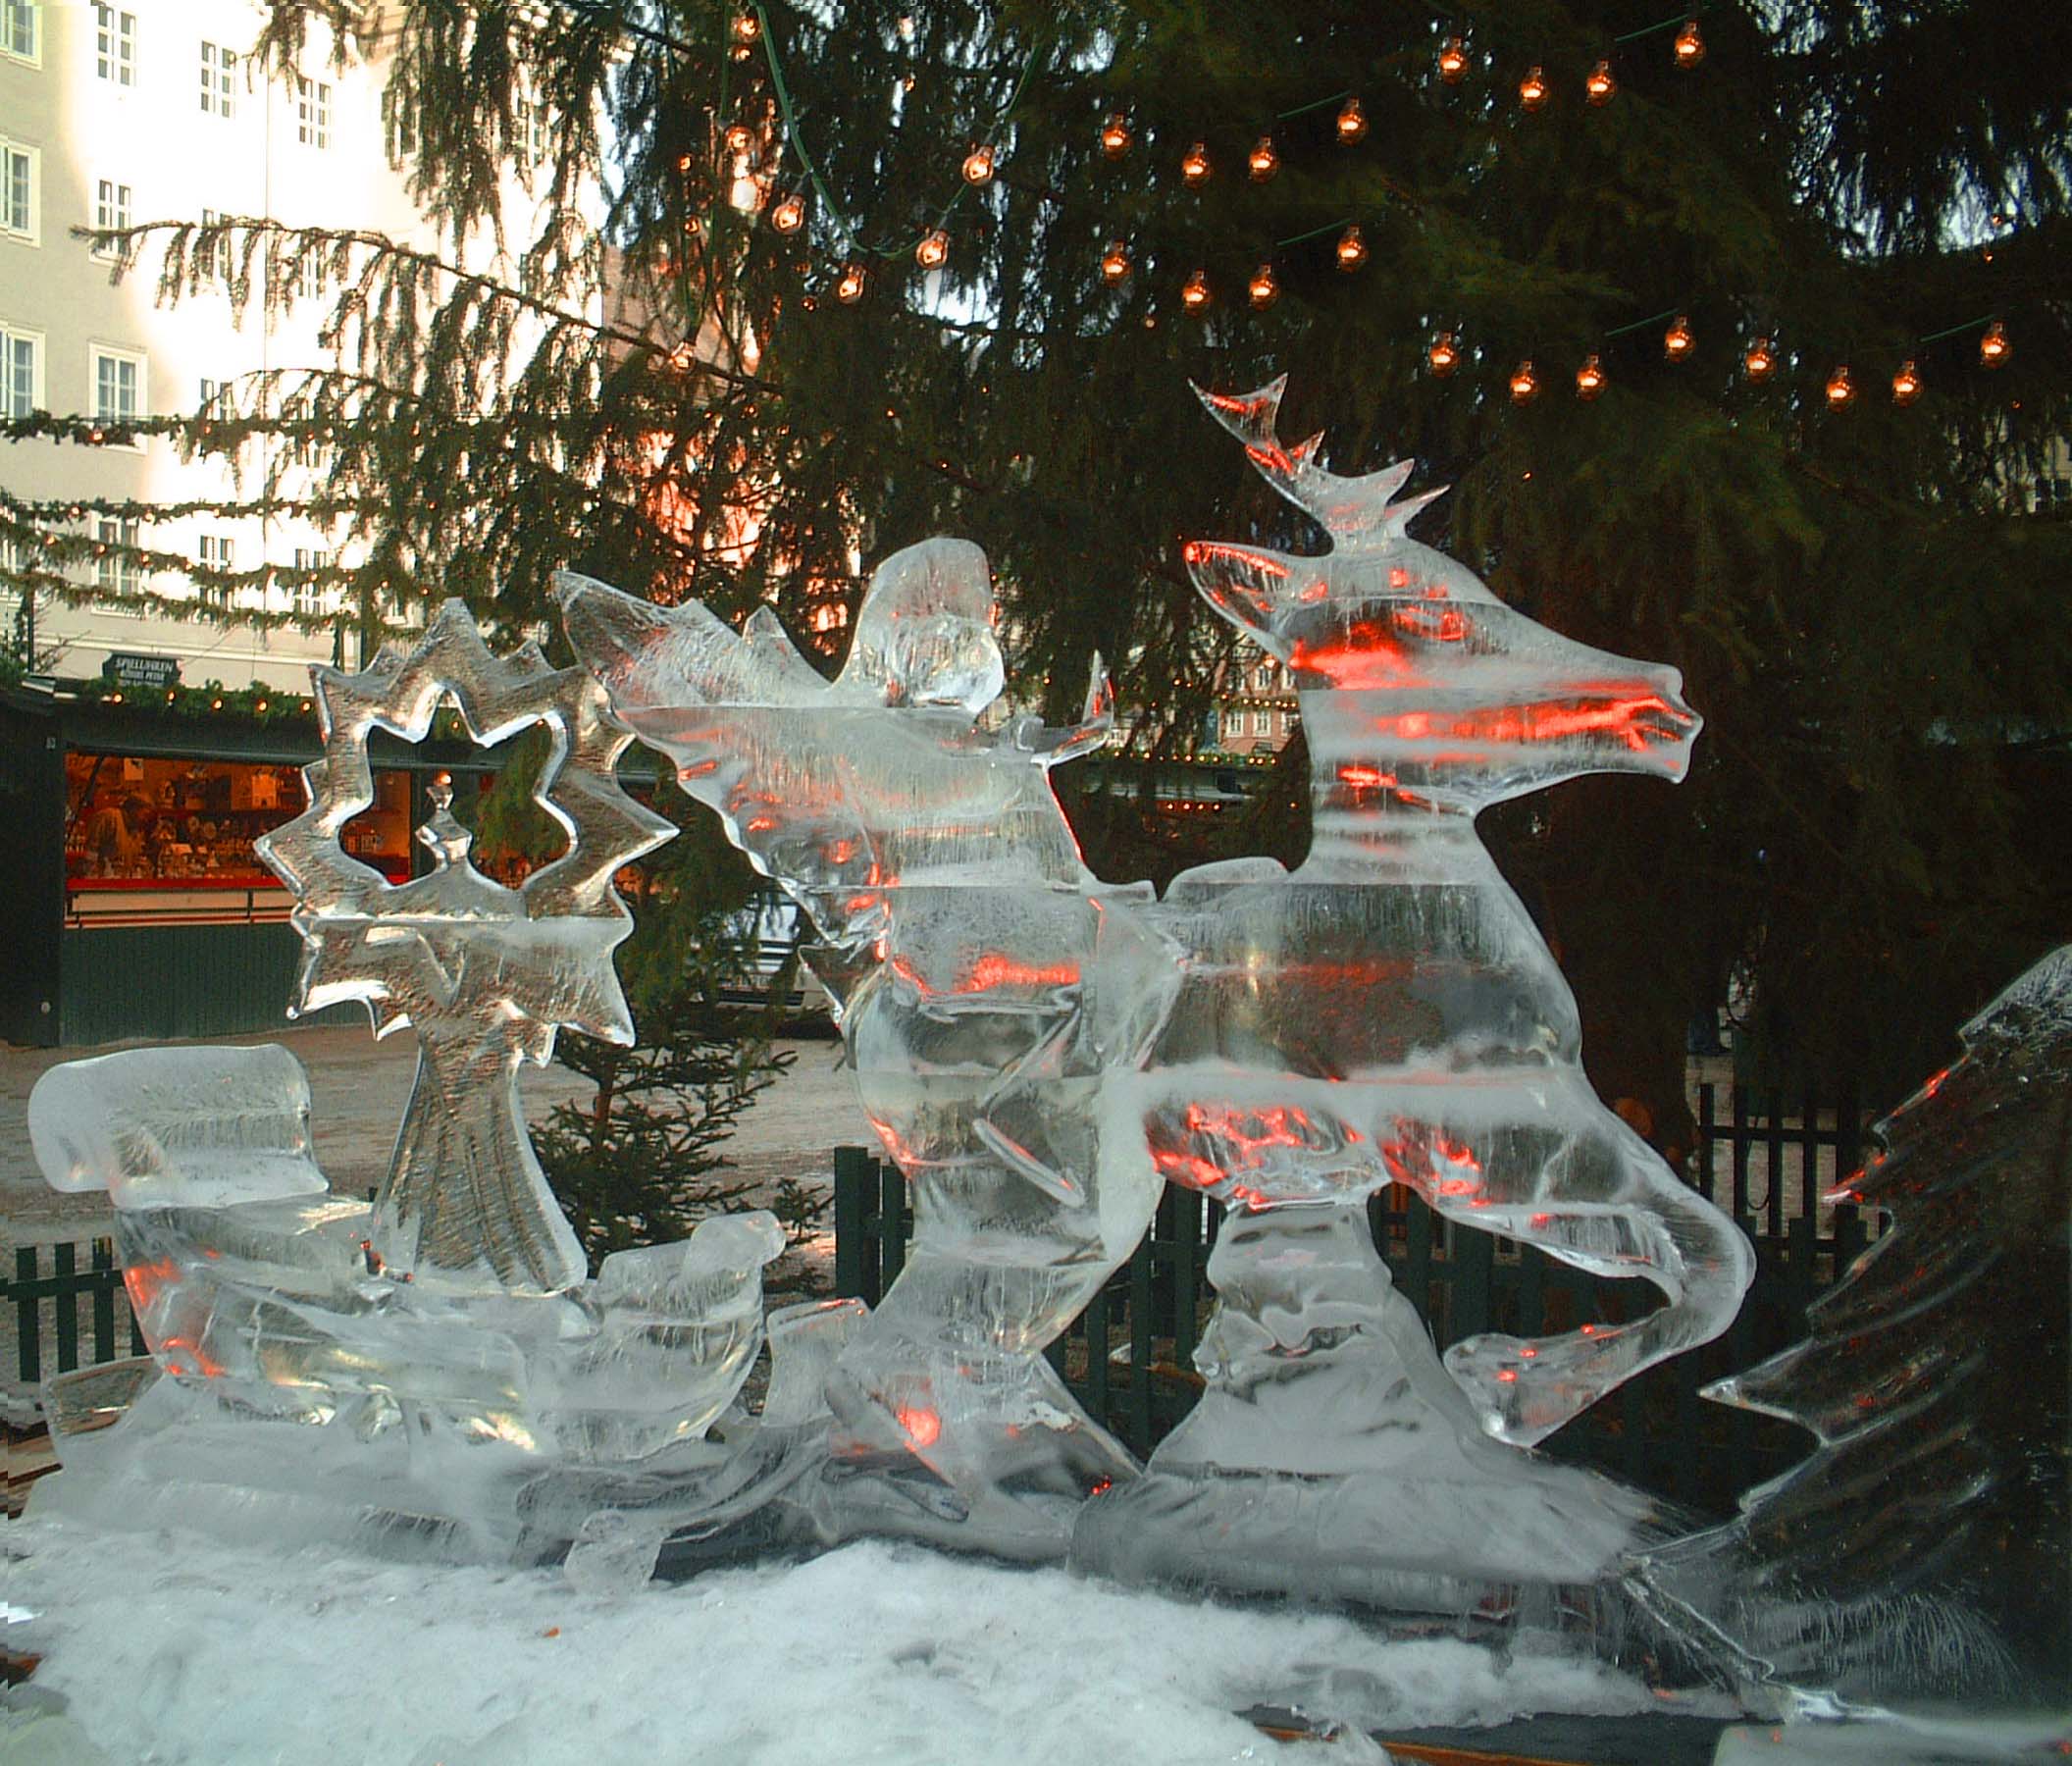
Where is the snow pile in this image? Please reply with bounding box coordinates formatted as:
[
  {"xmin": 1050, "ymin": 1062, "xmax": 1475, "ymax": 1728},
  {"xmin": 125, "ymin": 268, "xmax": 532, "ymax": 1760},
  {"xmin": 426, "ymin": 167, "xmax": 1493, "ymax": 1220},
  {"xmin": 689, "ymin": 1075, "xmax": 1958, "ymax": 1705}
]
[{"xmin": 3, "ymin": 1517, "xmax": 1673, "ymax": 1764}]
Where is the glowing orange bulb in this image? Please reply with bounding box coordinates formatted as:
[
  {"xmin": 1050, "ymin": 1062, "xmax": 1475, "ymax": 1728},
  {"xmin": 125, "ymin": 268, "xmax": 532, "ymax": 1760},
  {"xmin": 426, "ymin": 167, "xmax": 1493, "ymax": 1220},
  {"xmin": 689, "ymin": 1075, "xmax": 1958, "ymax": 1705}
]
[
  {"xmin": 1519, "ymin": 66, "xmax": 1548, "ymax": 111},
  {"xmin": 1586, "ymin": 60, "xmax": 1616, "ymax": 104},
  {"xmin": 731, "ymin": 12, "xmax": 760, "ymax": 46},
  {"xmin": 961, "ymin": 143, "xmax": 996, "ymax": 185},
  {"xmin": 915, "ymin": 229, "xmax": 948, "ymax": 270},
  {"xmin": 1824, "ymin": 363, "xmax": 1855, "ymax": 409},
  {"xmin": 1664, "ymin": 313, "xmax": 1695, "ymax": 361},
  {"xmin": 1248, "ymin": 135, "xmax": 1279, "ymax": 182},
  {"xmin": 1336, "ymin": 97, "xmax": 1367, "ymax": 143},
  {"xmin": 1248, "ymin": 262, "xmax": 1279, "ymax": 310},
  {"xmin": 835, "ymin": 262, "xmax": 867, "ymax": 304},
  {"xmin": 1743, "ymin": 336, "xmax": 1776, "ymax": 382},
  {"xmin": 1181, "ymin": 268, "xmax": 1212, "ymax": 313},
  {"xmin": 1674, "ymin": 19, "xmax": 1704, "ymax": 67},
  {"xmin": 724, "ymin": 123, "xmax": 752, "ymax": 153},
  {"xmin": 1099, "ymin": 113, "xmax": 1131, "ymax": 159},
  {"xmin": 1427, "ymin": 331, "xmax": 1460, "ymax": 376},
  {"xmin": 1334, "ymin": 225, "xmax": 1367, "ymax": 272},
  {"xmin": 1180, "ymin": 141, "xmax": 1212, "ymax": 186},
  {"xmin": 1509, "ymin": 358, "xmax": 1539, "ymax": 403},
  {"xmin": 1575, "ymin": 354, "xmax": 1607, "ymax": 399},
  {"xmin": 1891, "ymin": 360, "xmax": 1922, "ymax": 406},
  {"xmin": 1099, "ymin": 239, "xmax": 1130, "ymax": 286},
  {"xmin": 1438, "ymin": 36, "xmax": 1469, "ymax": 82},
  {"xmin": 677, "ymin": 152, "xmax": 694, "ymax": 173},
  {"xmin": 770, "ymin": 192, "xmax": 804, "ymax": 234},
  {"xmin": 1979, "ymin": 320, "xmax": 2011, "ymax": 368}
]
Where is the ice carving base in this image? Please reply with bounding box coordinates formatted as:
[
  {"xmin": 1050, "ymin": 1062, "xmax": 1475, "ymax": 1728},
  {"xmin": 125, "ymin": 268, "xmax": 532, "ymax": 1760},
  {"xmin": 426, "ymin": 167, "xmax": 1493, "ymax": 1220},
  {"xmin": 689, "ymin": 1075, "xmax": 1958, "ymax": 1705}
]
[{"xmin": 1069, "ymin": 1206, "xmax": 1668, "ymax": 1632}]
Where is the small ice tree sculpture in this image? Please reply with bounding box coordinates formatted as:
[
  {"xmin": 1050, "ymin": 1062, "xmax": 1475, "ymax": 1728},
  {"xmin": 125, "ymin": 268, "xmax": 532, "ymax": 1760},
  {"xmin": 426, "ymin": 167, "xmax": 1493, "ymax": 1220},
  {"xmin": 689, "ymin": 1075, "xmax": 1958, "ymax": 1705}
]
[
  {"xmin": 257, "ymin": 599, "xmax": 675, "ymax": 1295},
  {"xmin": 1632, "ymin": 945, "xmax": 2072, "ymax": 1709}
]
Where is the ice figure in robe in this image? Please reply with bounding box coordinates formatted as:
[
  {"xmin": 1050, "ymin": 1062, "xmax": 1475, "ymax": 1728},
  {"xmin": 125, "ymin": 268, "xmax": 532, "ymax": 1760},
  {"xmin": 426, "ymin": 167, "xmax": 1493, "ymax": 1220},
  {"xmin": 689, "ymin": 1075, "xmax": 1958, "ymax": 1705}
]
[
  {"xmin": 1071, "ymin": 379, "xmax": 1755, "ymax": 1617},
  {"xmin": 560, "ymin": 544, "xmax": 1178, "ymax": 1550}
]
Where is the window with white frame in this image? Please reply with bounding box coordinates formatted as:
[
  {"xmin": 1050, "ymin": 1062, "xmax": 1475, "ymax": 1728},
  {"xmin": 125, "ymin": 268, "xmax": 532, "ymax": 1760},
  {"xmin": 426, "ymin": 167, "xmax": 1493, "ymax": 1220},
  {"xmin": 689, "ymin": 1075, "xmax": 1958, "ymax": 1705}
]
[
  {"xmin": 95, "ymin": 517, "xmax": 140, "ymax": 597},
  {"xmin": 386, "ymin": 98, "xmax": 417, "ymax": 167},
  {"xmin": 198, "ymin": 209, "xmax": 233, "ymax": 283},
  {"xmin": 1, "ymin": 324, "xmax": 39, "ymax": 416},
  {"xmin": 1252, "ymin": 707, "xmax": 1269, "ymax": 737},
  {"xmin": 92, "ymin": 180, "xmax": 130, "ymax": 259},
  {"xmin": 2, "ymin": 140, "xmax": 37, "ymax": 243},
  {"xmin": 294, "ymin": 251, "xmax": 321, "ymax": 301},
  {"xmin": 2, "ymin": 1, "xmax": 37, "ymax": 64},
  {"xmin": 297, "ymin": 77, "xmax": 332, "ymax": 148},
  {"xmin": 91, "ymin": 347, "xmax": 142, "ymax": 428},
  {"xmin": 200, "ymin": 42, "xmax": 235, "ymax": 118},
  {"xmin": 516, "ymin": 94, "xmax": 547, "ymax": 170},
  {"xmin": 292, "ymin": 546, "xmax": 331, "ymax": 615},
  {"xmin": 197, "ymin": 534, "xmax": 233, "ymax": 606},
  {"xmin": 94, "ymin": 6, "xmax": 134, "ymax": 84},
  {"xmin": 1280, "ymin": 707, "xmax": 1297, "ymax": 736}
]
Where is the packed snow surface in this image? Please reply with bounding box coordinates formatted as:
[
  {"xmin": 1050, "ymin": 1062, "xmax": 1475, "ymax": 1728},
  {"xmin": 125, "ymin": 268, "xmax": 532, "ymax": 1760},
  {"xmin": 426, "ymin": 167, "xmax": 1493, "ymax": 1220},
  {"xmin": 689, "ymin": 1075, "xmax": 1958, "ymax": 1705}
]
[{"xmin": 3, "ymin": 1516, "xmax": 1674, "ymax": 1764}]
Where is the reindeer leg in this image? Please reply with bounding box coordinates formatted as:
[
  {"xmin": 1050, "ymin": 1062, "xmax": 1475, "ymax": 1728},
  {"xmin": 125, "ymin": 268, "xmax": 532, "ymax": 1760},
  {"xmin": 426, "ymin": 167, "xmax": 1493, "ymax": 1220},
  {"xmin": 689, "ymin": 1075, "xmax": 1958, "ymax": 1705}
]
[{"xmin": 1423, "ymin": 1137, "xmax": 1753, "ymax": 1447}]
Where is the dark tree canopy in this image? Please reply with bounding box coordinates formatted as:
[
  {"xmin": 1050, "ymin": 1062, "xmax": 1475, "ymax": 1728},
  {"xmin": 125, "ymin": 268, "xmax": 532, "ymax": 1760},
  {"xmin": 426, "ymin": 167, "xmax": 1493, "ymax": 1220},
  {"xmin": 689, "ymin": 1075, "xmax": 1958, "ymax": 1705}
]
[{"xmin": 6, "ymin": 0, "xmax": 2069, "ymax": 1117}]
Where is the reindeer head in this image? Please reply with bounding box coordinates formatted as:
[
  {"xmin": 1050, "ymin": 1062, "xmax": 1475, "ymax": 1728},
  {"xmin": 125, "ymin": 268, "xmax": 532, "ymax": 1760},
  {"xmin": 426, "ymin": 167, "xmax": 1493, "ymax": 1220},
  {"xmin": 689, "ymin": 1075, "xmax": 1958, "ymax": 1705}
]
[{"xmin": 1183, "ymin": 377, "xmax": 1699, "ymax": 808}]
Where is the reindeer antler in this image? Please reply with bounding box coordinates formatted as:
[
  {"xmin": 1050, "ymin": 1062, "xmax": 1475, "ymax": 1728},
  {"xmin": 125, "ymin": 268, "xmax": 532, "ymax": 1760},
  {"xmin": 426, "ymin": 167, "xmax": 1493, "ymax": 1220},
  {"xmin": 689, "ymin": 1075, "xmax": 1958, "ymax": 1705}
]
[{"xmin": 1192, "ymin": 377, "xmax": 1447, "ymax": 552}]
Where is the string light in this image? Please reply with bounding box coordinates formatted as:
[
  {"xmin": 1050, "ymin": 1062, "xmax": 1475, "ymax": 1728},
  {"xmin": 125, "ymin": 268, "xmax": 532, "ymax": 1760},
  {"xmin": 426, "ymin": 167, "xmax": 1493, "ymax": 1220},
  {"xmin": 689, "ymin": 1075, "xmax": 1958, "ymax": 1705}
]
[
  {"xmin": 1181, "ymin": 141, "xmax": 1212, "ymax": 187},
  {"xmin": 1100, "ymin": 239, "xmax": 1131, "ymax": 285},
  {"xmin": 1334, "ymin": 224, "xmax": 1368, "ymax": 271},
  {"xmin": 723, "ymin": 123, "xmax": 752, "ymax": 153},
  {"xmin": 730, "ymin": 12, "xmax": 759, "ymax": 48},
  {"xmin": 1336, "ymin": 96, "xmax": 1368, "ymax": 143},
  {"xmin": 1248, "ymin": 136, "xmax": 1280, "ymax": 182},
  {"xmin": 1586, "ymin": 60, "xmax": 1616, "ymax": 104},
  {"xmin": 1509, "ymin": 358, "xmax": 1540, "ymax": 403},
  {"xmin": 915, "ymin": 228, "xmax": 949, "ymax": 270},
  {"xmin": 1743, "ymin": 335, "xmax": 1776, "ymax": 382},
  {"xmin": 1182, "ymin": 268, "xmax": 1213, "ymax": 314},
  {"xmin": 1438, "ymin": 36, "xmax": 1469, "ymax": 82},
  {"xmin": 1980, "ymin": 320, "xmax": 2011, "ymax": 367},
  {"xmin": 676, "ymin": 151, "xmax": 694, "ymax": 173},
  {"xmin": 1427, "ymin": 331, "xmax": 1461, "ymax": 376},
  {"xmin": 1248, "ymin": 262, "xmax": 1279, "ymax": 310},
  {"xmin": 961, "ymin": 143, "xmax": 997, "ymax": 185},
  {"xmin": 1891, "ymin": 360, "xmax": 1922, "ymax": 406},
  {"xmin": 1519, "ymin": 67, "xmax": 1549, "ymax": 111},
  {"xmin": 1824, "ymin": 363, "xmax": 1855, "ymax": 409},
  {"xmin": 770, "ymin": 192, "xmax": 805, "ymax": 234},
  {"xmin": 835, "ymin": 262, "xmax": 867, "ymax": 303},
  {"xmin": 1674, "ymin": 19, "xmax": 1705, "ymax": 68},
  {"xmin": 1664, "ymin": 313, "xmax": 1695, "ymax": 361},
  {"xmin": 1576, "ymin": 353, "xmax": 1607, "ymax": 399},
  {"xmin": 1100, "ymin": 113, "xmax": 1132, "ymax": 158}
]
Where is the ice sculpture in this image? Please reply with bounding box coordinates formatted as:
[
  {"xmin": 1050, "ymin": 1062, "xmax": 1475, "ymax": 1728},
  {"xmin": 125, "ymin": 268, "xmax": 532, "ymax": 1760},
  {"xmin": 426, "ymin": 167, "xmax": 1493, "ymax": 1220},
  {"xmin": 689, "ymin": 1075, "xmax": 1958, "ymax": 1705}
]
[
  {"xmin": 255, "ymin": 599, "xmax": 678, "ymax": 1295},
  {"xmin": 560, "ymin": 542, "xmax": 1179, "ymax": 1552},
  {"xmin": 1631, "ymin": 945, "xmax": 2072, "ymax": 1712},
  {"xmin": 1070, "ymin": 378, "xmax": 1755, "ymax": 1613},
  {"xmin": 25, "ymin": 605, "xmax": 804, "ymax": 1562}
]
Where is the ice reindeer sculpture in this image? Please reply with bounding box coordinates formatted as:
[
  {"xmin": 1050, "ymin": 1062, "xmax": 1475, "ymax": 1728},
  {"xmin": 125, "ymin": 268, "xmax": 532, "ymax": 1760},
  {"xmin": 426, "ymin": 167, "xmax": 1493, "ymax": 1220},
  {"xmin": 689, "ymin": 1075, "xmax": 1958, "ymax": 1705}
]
[
  {"xmin": 559, "ymin": 542, "xmax": 1178, "ymax": 1553},
  {"xmin": 26, "ymin": 604, "xmax": 800, "ymax": 1562},
  {"xmin": 1071, "ymin": 379, "xmax": 1756, "ymax": 1614}
]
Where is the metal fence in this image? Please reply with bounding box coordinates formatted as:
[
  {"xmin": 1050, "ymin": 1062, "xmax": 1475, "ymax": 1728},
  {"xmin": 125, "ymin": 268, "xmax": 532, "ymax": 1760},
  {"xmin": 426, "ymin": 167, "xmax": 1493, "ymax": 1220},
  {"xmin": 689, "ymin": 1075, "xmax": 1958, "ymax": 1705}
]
[
  {"xmin": 833, "ymin": 1085, "xmax": 1880, "ymax": 1520},
  {"xmin": 5, "ymin": 1241, "xmax": 143, "ymax": 1396}
]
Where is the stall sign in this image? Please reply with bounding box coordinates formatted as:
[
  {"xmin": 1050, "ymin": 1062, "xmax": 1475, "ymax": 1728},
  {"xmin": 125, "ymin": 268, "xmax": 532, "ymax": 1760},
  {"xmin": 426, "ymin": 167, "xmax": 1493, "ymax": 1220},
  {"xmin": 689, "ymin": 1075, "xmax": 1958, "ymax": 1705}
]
[{"xmin": 102, "ymin": 653, "xmax": 181, "ymax": 691}]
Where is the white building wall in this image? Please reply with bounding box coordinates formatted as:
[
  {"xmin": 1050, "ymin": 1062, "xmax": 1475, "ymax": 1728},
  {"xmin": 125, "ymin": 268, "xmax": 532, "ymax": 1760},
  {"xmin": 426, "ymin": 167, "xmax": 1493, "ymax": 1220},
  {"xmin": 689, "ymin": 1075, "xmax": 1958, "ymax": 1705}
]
[{"xmin": 0, "ymin": 0, "xmax": 584, "ymax": 691}]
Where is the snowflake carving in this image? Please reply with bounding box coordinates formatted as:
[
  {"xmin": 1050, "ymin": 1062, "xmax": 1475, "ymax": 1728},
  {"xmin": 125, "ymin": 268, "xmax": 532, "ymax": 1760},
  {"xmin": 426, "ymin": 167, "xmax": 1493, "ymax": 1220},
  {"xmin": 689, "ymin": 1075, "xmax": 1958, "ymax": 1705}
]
[{"xmin": 257, "ymin": 599, "xmax": 675, "ymax": 1295}]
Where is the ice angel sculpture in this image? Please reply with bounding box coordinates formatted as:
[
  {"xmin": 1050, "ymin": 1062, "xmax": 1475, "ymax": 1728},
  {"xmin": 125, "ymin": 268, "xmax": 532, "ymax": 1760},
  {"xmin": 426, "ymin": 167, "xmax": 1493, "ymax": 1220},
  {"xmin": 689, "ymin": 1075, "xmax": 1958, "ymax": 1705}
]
[
  {"xmin": 561, "ymin": 543, "xmax": 1178, "ymax": 1553},
  {"xmin": 25, "ymin": 603, "xmax": 801, "ymax": 1563},
  {"xmin": 1072, "ymin": 379, "xmax": 1755, "ymax": 1615}
]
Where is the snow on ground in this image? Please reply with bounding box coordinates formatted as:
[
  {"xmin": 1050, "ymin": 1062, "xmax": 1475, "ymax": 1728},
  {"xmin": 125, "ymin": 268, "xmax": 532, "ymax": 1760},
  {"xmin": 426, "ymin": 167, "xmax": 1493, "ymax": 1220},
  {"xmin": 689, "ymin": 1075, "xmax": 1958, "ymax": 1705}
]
[{"xmin": 3, "ymin": 1515, "xmax": 1673, "ymax": 1765}]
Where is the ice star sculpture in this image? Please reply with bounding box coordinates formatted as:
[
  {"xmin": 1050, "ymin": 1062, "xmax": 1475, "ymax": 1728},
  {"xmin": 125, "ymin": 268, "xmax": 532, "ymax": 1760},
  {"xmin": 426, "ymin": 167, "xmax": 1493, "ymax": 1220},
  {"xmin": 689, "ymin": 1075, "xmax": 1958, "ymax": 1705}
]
[
  {"xmin": 256, "ymin": 598, "xmax": 676, "ymax": 1295},
  {"xmin": 1071, "ymin": 378, "xmax": 1755, "ymax": 1616},
  {"xmin": 560, "ymin": 543, "xmax": 1178, "ymax": 1554}
]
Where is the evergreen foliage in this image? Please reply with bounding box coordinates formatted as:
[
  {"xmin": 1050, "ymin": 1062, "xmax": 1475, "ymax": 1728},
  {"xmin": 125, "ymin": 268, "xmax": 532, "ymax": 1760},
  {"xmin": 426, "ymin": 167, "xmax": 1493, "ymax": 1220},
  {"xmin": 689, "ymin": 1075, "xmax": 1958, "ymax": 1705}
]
[{"xmin": 3, "ymin": 0, "xmax": 2069, "ymax": 1124}]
